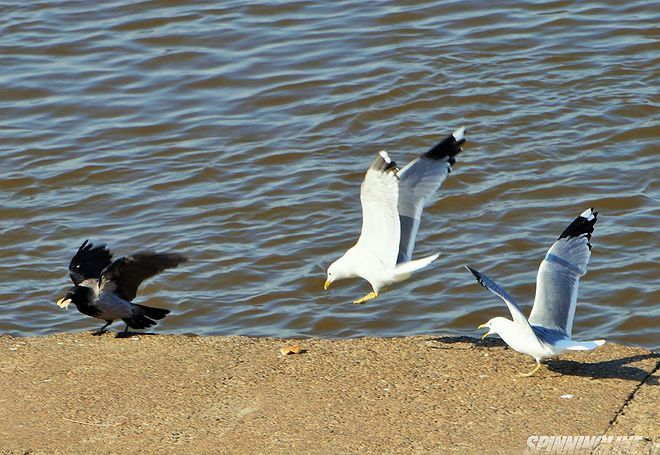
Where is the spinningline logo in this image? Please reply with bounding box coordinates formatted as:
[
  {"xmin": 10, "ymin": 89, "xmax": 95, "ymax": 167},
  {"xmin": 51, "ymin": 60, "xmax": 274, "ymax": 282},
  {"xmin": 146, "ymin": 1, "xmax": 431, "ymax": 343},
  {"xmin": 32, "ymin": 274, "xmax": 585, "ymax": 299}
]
[{"xmin": 525, "ymin": 435, "xmax": 646, "ymax": 454}]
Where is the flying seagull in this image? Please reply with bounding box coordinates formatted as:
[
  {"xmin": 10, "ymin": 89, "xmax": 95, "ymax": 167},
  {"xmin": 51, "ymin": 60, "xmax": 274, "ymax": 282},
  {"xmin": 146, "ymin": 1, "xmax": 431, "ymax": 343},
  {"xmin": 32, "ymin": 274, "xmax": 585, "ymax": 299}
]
[
  {"xmin": 467, "ymin": 208, "xmax": 605, "ymax": 376},
  {"xmin": 325, "ymin": 126, "xmax": 466, "ymax": 304},
  {"xmin": 56, "ymin": 240, "xmax": 187, "ymax": 336}
]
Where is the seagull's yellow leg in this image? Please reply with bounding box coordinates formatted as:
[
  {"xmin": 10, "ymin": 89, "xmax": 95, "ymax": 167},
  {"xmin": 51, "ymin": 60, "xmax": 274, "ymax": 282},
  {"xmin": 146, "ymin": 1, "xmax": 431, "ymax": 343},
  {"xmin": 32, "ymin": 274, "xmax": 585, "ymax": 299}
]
[
  {"xmin": 353, "ymin": 291, "xmax": 379, "ymax": 304},
  {"xmin": 519, "ymin": 361, "xmax": 543, "ymax": 377}
]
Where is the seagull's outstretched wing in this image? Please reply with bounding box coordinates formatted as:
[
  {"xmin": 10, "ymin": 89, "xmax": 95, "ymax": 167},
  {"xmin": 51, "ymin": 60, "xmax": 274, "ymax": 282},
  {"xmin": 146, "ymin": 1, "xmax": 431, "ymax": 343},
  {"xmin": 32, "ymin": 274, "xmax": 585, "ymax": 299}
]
[
  {"xmin": 529, "ymin": 208, "xmax": 597, "ymax": 337},
  {"xmin": 99, "ymin": 252, "xmax": 188, "ymax": 301},
  {"xmin": 396, "ymin": 127, "xmax": 465, "ymax": 263},
  {"xmin": 354, "ymin": 151, "xmax": 401, "ymax": 270},
  {"xmin": 68, "ymin": 240, "xmax": 113, "ymax": 285},
  {"xmin": 466, "ymin": 266, "xmax": 536, "ymax": 337}
]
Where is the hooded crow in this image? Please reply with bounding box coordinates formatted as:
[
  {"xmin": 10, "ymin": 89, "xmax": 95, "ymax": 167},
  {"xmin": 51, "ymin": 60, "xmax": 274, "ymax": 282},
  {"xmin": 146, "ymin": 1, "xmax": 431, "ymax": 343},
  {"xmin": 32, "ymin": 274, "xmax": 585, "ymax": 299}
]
[{"xmin": 56, "ymin": 240, "xmax": 187, "ymax": 336}]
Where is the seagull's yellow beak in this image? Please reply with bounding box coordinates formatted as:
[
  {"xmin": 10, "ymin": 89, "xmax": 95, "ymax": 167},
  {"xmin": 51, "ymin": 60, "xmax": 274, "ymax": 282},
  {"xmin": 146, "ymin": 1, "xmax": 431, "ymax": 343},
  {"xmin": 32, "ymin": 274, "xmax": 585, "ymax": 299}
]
[
  {"xmin": 56, "ymin": 298, "xmax": 71, "ymax": 309},
  {"xmin": 324, "ymin": 280, "xmax": 331, "ymax": 290},
  {"xmin": 478, "ymin": 323, "xmax": 490, "ymax": 340}
]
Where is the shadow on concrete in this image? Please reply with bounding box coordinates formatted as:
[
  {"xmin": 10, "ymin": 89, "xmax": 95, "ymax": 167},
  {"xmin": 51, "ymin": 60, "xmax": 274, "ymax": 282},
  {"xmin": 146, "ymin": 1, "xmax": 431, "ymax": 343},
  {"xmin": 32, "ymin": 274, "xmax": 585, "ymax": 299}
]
[
  {"xmin": 546, "ymin": 353, "xmax": 659, "ymax": 383},
  {"xmin": 113, "ymin": 331, "xmax": 160, "ymax": 338},
  {"xmin": 425, "ymin": 335, "xmax": 508, "ymax": 349},
  {"xmin": 427, "ymin": 336, "xmax": 659, "ymax": 383}
]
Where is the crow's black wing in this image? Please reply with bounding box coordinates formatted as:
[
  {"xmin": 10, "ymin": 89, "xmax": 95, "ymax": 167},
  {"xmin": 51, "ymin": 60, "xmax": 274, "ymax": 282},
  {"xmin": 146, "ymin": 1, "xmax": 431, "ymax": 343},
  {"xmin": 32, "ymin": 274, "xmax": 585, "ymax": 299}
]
[
  {"xmin": 68, "ymin": 240, "xmax": 113, "ymax": 285},
  {"xmin": 99, "ymin": 252, "xmax": 187, "ymax": 301}
]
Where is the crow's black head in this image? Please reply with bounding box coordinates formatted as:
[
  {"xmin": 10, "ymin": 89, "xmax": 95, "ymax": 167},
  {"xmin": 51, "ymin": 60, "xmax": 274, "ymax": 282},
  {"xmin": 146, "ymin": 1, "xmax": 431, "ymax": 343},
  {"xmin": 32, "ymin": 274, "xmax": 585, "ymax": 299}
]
[{"xmin": 56, "ymin": 285, "xmax": 93, "ymax": 310}]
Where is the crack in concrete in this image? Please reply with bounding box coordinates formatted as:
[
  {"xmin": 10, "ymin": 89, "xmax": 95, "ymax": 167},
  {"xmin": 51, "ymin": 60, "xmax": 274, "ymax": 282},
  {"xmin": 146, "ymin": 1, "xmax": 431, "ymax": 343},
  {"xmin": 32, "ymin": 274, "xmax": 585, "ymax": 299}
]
[{"xmin": 591, "ymin": 358, "xmax": 660, "ymax": 454}]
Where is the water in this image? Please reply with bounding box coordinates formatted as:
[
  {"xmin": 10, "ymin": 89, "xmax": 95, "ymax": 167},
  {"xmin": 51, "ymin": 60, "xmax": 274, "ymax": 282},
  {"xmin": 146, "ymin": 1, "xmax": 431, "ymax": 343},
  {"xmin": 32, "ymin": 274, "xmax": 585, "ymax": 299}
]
[{"xmin": 0, "ymin": 0, "xmax": 657, "ymax": 350}]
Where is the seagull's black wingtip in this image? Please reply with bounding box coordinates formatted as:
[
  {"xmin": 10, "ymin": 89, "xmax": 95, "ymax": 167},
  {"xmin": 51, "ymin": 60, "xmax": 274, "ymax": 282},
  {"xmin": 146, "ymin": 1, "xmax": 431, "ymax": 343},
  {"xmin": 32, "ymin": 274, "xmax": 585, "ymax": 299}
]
[
  {"xmin": 464, "ymin": 265, "xmax": 480, "ymax": 278},
  {"xmin": 465, "ymin": 265, "xmax": 489, "ymax": 289},
  {"xmin": 558, "ymin": 207, "xmax": 598, "ymax": 244},
  {"xmin": 369, "ymin": 151, "xmax": 398, "ymax": 174},
  {"xmin": 423, "ymin": 126, "xmax": 467, "ymax": 161}
]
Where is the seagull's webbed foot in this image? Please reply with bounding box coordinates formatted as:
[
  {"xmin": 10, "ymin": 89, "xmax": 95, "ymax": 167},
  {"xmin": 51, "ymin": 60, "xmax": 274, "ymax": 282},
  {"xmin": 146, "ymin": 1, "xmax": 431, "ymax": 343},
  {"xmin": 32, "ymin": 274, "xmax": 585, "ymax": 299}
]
[
  {"xmin": 519, "ymin": 361, "xmax": 543, "ymax": 377},
  {"xmin": 353, "ymin": 291, "xmax": 379, "ymax": 304},
  {"xmin": 92, "ymin": 320, "xmax": 113, "ymax": 336}
]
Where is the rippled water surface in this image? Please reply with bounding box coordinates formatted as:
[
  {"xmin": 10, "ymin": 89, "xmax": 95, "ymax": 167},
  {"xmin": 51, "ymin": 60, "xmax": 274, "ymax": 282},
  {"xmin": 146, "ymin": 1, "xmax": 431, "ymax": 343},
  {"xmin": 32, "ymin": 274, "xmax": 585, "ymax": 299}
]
[{"xmin": 1, "ymin": 0, "xmax": 658, "ymax": 349}]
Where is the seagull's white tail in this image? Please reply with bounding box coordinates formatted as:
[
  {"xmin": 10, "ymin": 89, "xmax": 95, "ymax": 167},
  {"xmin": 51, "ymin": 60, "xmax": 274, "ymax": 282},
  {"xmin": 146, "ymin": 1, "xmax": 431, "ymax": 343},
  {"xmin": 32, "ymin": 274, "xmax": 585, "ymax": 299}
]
[
  {"xmin": 563, "ymin": 339, "xmax": 606, "ymax": 351},
  {"xmin": 390, "ymin": 253, "xmax": 440, "ymax": 283}
]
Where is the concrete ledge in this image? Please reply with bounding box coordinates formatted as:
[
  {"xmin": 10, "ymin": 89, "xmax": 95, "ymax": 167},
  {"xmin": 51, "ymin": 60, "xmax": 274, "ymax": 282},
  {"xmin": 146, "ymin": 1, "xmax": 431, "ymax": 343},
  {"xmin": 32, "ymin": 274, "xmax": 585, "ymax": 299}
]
[{"xmin": 0, "ymin": 333, "xmax": 657, "ymax": 454}]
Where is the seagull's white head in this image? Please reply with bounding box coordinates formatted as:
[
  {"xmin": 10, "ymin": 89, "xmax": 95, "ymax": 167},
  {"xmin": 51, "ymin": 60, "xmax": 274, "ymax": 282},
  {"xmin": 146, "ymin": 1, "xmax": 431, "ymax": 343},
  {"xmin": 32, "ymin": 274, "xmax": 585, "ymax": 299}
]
[
  {"xmin": 478, "ymin": 317, "xmax": 511, "ymax": 340},
  {"xmin": 324, "ymin": 255, "xmax": 353, "ymax": 290}
]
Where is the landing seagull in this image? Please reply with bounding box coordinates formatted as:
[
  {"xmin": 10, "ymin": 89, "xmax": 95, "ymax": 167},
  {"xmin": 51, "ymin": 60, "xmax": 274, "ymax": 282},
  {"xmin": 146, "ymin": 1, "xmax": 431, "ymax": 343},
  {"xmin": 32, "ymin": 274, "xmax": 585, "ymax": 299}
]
[
  {"xmin": 56, "ymin": 240, "xmax": 187, "ymax": 336},
  {"xmin": 325, "ymin": 126, "xmax": 466, "ymax": 304},
  {"xmin": 467, "ymin": 208, "xmax": 605, "ymax": 376}
]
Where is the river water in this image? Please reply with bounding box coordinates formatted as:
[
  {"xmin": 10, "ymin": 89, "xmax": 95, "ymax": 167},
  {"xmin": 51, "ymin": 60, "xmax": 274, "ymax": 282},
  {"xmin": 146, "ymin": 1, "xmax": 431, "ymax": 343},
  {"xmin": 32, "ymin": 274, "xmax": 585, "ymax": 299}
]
[{"xmin": 1, "ymin": 0, "xmax": 657, "ymax": 350}]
